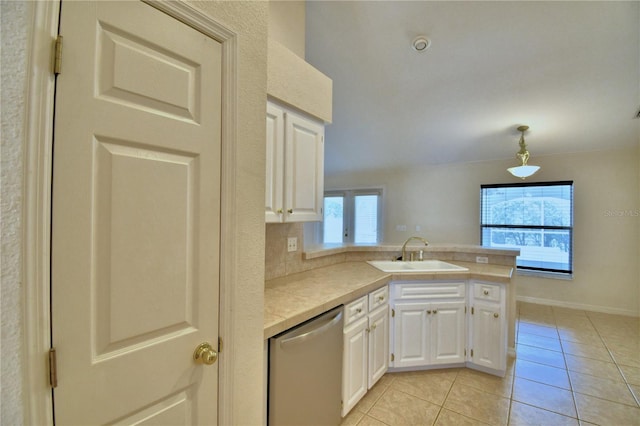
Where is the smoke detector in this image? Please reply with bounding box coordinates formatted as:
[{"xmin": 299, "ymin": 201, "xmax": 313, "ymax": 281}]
[{"xmin": 412, "ymin": 36, "xmax": 431, "ymax": 52}]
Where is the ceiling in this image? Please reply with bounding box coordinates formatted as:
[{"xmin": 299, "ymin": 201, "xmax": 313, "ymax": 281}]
[{"xmin": 305, "ymin": 1, "xmax": 640, "ymax": 176}]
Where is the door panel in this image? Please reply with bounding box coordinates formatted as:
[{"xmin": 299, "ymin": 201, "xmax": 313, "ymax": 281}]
[
  {"xmin": 431, "ymin": 301, "xmax": 466, "ymax": 364},
  {"xmin": 51, "ymin": 2, "xmax": 221, "ymax": 424},
  {"xmin": 285, "ymin": 111, "xmax": 324, "ymax": 221},
  {"xmin": 342, "ymin": 318, "xmax": 368, "ymax": 416},
  {"xmin": 265, "ymin": 103, "xmax": 284, "ymax": 222},
  {"xmin": 394, "ymin": 303, "xmax": 428, "ymax": 367},
  {"xmin": 367, "ymin": 306, "xmax": 389, "ymax": 388}
]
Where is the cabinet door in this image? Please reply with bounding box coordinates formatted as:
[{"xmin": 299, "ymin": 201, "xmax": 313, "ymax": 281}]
[
  {"xmin": 368, "ymin": 305, "xmax": 388, "ymax": 389},
  {"xmin": 284, "ymin": 111, "xmax": 324, "ymax": 222},
  {"xmin": 342, "ymin": 317, "xmax": 368, "ymax": 417},
  {"xmin": 470, "ymin": 301, "xmax": 505, "ymax": 371},
  {"xmin": 393, "ymin": 303, "xmax": 429, "ymax": 368},
  {"xmin": 265, "ymin": 103, "xmax": 284, "ymax": 223},
  {"xmin": 430, "ymin": 301, "xmax": 466, "ymax": 365}
]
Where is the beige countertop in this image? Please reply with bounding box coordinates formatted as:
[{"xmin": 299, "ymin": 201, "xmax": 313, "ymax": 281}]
[
  {"xmin": 264, "ymin": 261, "xmax": 513, "ymax": 339},
  {"xmin": 303, "ymin": 243, "xmax": 520, "ymax": 260}
]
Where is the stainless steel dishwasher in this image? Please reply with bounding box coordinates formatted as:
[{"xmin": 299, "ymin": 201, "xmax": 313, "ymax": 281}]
[{"xmin": 268, "ymin": 305, "xmax": 344, "ymax": 426}]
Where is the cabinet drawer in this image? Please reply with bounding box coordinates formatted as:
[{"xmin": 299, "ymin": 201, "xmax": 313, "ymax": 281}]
[
  {"xmin": 344, "ymin": 296, "xmax": 368, "ymax": 326},
  {"xmin": 394, "ymin": 282, "xmax": 466, "ymax": 300},
  {"xmin": 473, "ymin": 282, "xmax": 502, "ymax": 302},
  {"xmin": 369, "ymin": 286, "xmax": 389, "ymax": 311}
]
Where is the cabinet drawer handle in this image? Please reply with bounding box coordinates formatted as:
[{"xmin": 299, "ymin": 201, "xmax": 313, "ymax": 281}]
[
  {"xmin": 371, "ymin": 324, "xmax": 377, "ymax": 330},
  {"xmin": 433, "ymin": 310, "xmax": 437, "ymax": 314},
  {"xmin": 287, "ymin": 209, "xmax": 293, "ymax": 214},
  {"xmin": 494, "ymin": 313, "xmax": 499, "ymax": 318},
  {"xmin": 427, "ymin": 310, "xmax": 432, "ymax": 315},
  {"xmin": 377, "ymin": 296, "xmax": 385, "ymax": 302},
  {"xmin": 483, "ymin": 290, "xmax": 490, "ymax": 296},
  {"xmin": 356, "ymin": 308, "xmax": 362, "ymax": 313},
  {"xmin": 276, "ymin": 208, "xmax": 283, "ymax": 214}
]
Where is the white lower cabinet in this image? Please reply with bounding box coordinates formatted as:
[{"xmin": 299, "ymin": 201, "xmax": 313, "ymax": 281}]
[
  {"xmin": 367, "ymin": 303, "xmax": 389, "ymax": 385},
  {"xmin": 342, "ymin": 316, "xmax": 368, "ymax": 415},
  {"xmin": 468, "ymin": 281, "xmax": 507, "ymax": 373},
  {"xmin": 391, "ymin": 282, "xmax": 466, "ymax": 368},
  {"xmin": 342, "ymin": 286, "xmax": 389, "ymax": 417},
  {"xmin": 390, "ymin": 280, "xmax": 506, "ymax": 376}
]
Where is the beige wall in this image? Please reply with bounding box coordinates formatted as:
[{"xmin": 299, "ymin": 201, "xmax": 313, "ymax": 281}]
[
  {"xmin": 326, "ymin": 147, "xmax": 640, "ymax": 316},
  {"xmin": 188, "ymin": 2, "xmax": 267, "ymax": 424},
  {"xmin": 268, "ymin": 0, "xmax": 306, "ymax": 58},
  {"xmin": 1, "ymin": 1, "xmax": 267, "ymax": 424},
  {"xmin": 1, "ymin": 1, "xmax": 33, "ymax": 424}
]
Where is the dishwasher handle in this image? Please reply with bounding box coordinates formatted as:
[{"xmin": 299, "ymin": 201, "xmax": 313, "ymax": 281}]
[{"xmin": 279, "ymin": 310, "xmax": 343, "ymax": 348}]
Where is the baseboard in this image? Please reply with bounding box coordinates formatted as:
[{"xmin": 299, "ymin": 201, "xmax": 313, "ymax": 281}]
[{"xmin": 517, "ymin": 296, "xmax": 639, "ymax": 317}]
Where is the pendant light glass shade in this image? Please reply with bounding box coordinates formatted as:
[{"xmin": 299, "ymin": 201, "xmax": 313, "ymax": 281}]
[
  {"xmin": 507, "ymin": 165, "xmax": 540, "ymax": 179},
  {"xmin": 508, "ymin": 125, "xmax": 540, "ymax": 179}
]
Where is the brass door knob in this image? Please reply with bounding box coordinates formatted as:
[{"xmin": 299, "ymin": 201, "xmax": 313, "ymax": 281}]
[
  {"xmin": 494, "ymin": 313, "xmax": 499, "ymax": 318},
  {"xmin": 193, "ymin": 342, "xmax": 218, "ymax": 365}
]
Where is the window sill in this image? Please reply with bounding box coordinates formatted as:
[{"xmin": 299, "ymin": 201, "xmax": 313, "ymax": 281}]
[{"xmin": 516, "ymin": 268, "xmax": 573, "ymax": 281}]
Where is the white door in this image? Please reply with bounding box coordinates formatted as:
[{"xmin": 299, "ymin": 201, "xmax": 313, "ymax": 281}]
[
  {"xmin": 470, "ymin": 302, "xmax": 506, "ymax": 371},
  {"xmin": 51, "ymin": 2, "xmax": 222, "ymax": 424},
  {"xmin": 265, "ymin": 102, "xmax": 284, "ymax": 223},
  {"xmin": 284, "ymin": 111, "xmax": 324, "ymax": 222},
  {"xmin": 393, "ymin": 302, "xmax": 429, "ymax": 368},
  {"xmin": 342, "ymin": 317, "xmax": 368, "ymax": 417},
  {"xmin": 367, "ymin": 305, "xmax": 389, "ymax": 388},
  {"xmin": 430, "ymin": 301, "xmax": 466, "ymax": 365}
]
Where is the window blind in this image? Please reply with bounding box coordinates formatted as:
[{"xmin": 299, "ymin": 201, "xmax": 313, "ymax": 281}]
[{"xmin": 480, "ymin": 181, "xmax": 574, "ymax": 275}]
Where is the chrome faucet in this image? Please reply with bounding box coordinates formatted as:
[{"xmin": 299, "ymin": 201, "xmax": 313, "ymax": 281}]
[{"xmin": 401, "ymin": 236, "xmax": 429, "ymax": 261}]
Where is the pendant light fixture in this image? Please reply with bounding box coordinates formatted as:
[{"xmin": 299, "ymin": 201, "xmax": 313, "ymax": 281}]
[{"xmin": 507, "ymin": 125, "xmax": 540, "ymax": 179}]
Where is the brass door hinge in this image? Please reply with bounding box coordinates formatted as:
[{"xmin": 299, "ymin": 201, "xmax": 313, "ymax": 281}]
[
  {"xmin": 218, "ymin": 337, "xmax": 223, "ymax": 353},
  {"xmin": 391, "ymin": 308, "xmax": 395, "ymax": 318},
  {"xmin": 390, "ymin": 353, "xmax": 395, "ymax": 362},
  {"xmin": 470, "ymin": 349, "xmax": 474, "ymax": 358},
  {"xmin": 53, "ymin": 35, "xmax": 63, "ymax": 74},
  {"xmin": 49, "ymin": 348, "xmax": 58, "ymax": 388},
  {"xmin": 464, "ymin": 349, "xmax": 467, "ymax": 356},
  {"xmin": 471, "ymin": 306, "xmax": 475, "ymax": 315}
]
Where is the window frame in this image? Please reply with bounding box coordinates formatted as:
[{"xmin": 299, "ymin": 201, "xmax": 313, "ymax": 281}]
[
  {"xmin": 322, "ymin": 188, "xmax": 383, "ymax": 244},
  {"xmin": 480, "ymin": 181, "xmax": 574, "ymax": 277}
]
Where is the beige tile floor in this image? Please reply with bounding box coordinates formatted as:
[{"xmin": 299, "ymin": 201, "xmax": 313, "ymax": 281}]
[{"xmin": 341, "ymin": 301, "xmax": 640, "ymax": 426}]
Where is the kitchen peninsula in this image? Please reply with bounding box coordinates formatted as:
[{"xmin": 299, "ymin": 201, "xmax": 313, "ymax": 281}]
[
  {"xmin": 264, "ymin": 244, "xmax": 519, "ymax": 347},
  {"xmin": 264, "ymin": 244, "xmax": 519, "ymax": 420}
]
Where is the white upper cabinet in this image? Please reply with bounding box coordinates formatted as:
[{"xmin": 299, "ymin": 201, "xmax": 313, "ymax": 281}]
[{"xmin": 266, "ymin": 101, "xmax": 324, "ymax": 223}]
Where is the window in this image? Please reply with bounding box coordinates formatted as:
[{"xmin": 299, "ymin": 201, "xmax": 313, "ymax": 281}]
[
  {"xmin": 480, "ymin": 181, "xmax": 573, "ymax": 276},
  {"xmin": 323, "ymin": 189, "xmax": 382, "ymax": 244}
]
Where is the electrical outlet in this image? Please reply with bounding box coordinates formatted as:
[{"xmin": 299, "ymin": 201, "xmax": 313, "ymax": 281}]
[
  {"xmin": 287, "ymin": 237, "xmax": 298, "ymax": 252},
  {"xmin": 476, "ymin": 256, "xmax": 489, "ymax": 264}
]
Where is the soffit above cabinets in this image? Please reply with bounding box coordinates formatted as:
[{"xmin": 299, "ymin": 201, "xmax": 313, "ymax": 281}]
[{"xmin": 267, "ymin": 38, "xmax": 332, "ymax": 124}]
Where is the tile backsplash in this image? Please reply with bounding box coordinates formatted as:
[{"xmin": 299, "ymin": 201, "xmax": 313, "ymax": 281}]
[
  {"xmin": 265, "ymin": 223, "xmax": 348, "ymax": 280},
  {"xmin": 265, "ymin": 223, "xmax": 517, "ymax": 281}
]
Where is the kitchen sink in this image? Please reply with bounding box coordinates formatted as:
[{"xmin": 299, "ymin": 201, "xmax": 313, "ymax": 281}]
[{"xmin": 367, "ymin": 260, "xmax": 469, "ymax": 273}]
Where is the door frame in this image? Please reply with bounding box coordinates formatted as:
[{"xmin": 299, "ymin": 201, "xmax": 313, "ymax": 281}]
[{"xmin": 22, "ymin": 1, "xmax": 238, "ymax": 424}]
